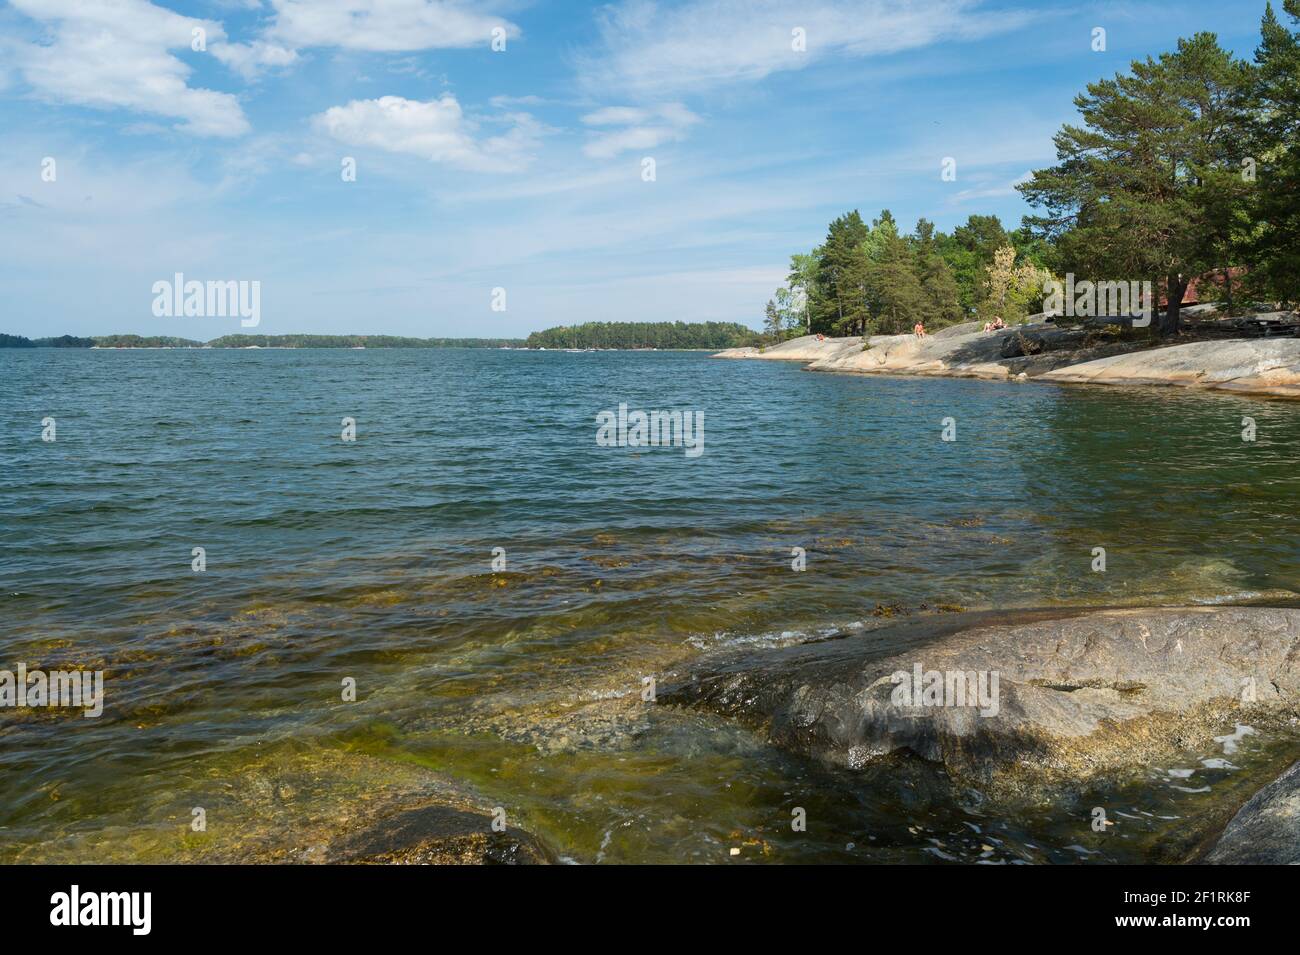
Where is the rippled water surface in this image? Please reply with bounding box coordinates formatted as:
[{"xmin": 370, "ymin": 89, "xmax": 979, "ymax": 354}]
[{"xmin": 2, "ymin": 348, "xmax": 1298, "ymax": 862}]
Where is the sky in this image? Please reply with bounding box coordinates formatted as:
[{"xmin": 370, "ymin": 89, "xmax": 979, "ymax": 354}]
[{"xmin": 0, "ymin": 0, "xmax": 1279, "ymax": 339}]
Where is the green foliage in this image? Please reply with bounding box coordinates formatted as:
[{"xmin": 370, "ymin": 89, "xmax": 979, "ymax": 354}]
[
  {"xmin": 865, "ymin": 229, "xmax": 929, "ymax": 334},
  {"xmin": 809, "ymin": 210, "xmax": 872, "ymax": 334},
  {"xmin": 769, "ymin": 14, "xmax": 1300, "ymax": 340},
  {"xmin": 1, "ymin": 334, "xmax": 99, "ymax": 347},
  {"xmin": 92, "ymin": 335, "xmax": 203, "ymax": 347},
  {"xmin": 913, "ymin": 219, "xmax": 965, "ymax": 327},
  {"xmin": 1247, "ymin": 1, "xmax": 1300, "ymax": 306},
  {"xmin": 935, "ymin": 215, "xmax": 1011, "ymax": 315},
  {"xmin": 763, "ymin": 299, "xmax": 784, "ymax": 341},
  {"xmin": 1018, "ymin": 32, "xmax": 1255, "ymax": 333},
  {"xmin": 35, "ymin": 335, "xmax": 97, "ymax": 347},
  {"xmin": 204, "ymin": 334, "xmax": 519, "ymax": 348},
  {"xmin": 525, "ymin": 322, "xmax": 760, "ymax": 349},
  {"xmin": 776, "ymin": 212, "xmax": 974, "ymax": 338}
]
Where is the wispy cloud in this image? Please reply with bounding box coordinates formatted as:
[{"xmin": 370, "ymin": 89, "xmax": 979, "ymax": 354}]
[
  {"xmin": 578, "ymin": 0, "xmax": 1037, "ymax": 96},
  {"xmin": 262, "ymin": 0, "xmax": 519, "ymax": 52},
  {"xmin": 581, "ymin": 103, "xmax": 701, "ymax": 158},
  {"xmin": 211, "ymin": 39, "xmax": 300, "ymax": 81}
]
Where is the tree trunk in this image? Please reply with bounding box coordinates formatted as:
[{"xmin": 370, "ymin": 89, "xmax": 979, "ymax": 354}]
[{"xmin": 1161, "ymin": 275, "xmax": 1188, "ymax": 336}]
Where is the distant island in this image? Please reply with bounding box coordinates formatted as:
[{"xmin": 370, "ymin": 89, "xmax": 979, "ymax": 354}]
[
  {"xmin": 524, "ymin": 321, "xmax": 759, "ymax": 349},
  {"xmin": 0, "ymin": 332, "xmax": 522, "ymax": 349},
  {"xmin": 1, "ymin": 321, "xmax": 763, "ymax": 350}
]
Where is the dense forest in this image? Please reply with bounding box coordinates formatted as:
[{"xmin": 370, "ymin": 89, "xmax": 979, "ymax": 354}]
[
  {"xmin": 525, "ymin": 321, "xmax": 761, "ymax": 349},
  {"xmin": 764, "ymin": 4, "xmax": 1300, "ymax": 341},
  {"xmin": 0, "ymin": 333, "xmax": 100, "ymax": 347},
  {"xmin": 204, "ymin": 334, "xmax": 522, "ymax": 348}
]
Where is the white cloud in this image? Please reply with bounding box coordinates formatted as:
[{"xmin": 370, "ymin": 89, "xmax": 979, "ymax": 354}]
[
  {"xmin": 581, "ymin": 103, "xmax": 700, "ymax": 158},
  {"xmin": 7, "ymin": 0, "xmax": 250, "ymax": 137},
  {"xmin": 948, "ymin": 170, "xmax": 1036, "ymax": 205},
  {"xmin": 314, "ymin": 95, "xmax": 542, "ymax": 172},
  {"xmin": 210, "ymin": 40, "xmax": 300, "ymax": 80},
  {"xmin": 580, "ymin": 0, "xmax": 1034, "ymax": 96},
  {"xmin": 265, "ymin": 0, "xmax": 519, "ymax": 52}
]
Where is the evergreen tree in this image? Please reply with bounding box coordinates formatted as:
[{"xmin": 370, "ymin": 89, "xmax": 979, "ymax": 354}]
[
  {"xmin": 913, "ymin": 219, "xmax": 964, "ymax": 327},
  {"xmin": 866, "ymin": 230, "xmax": 929, "ymax": 334},
  {"xmin": 936, "ymin": 215, "xmax": 1011, "ymax": 314},
  {"xmin": 763, "ymin": 298, "xmax": 783, "ymax": 340},
  {"xmin": 810, "ymin": 211, "xmax": 871, "ymax": 334},
  {"xmin": 1019, "ymin": 33, "xmax": 1255, "ymax": 334},
  {"xmin": 1250, "ymin": 1, "xmax": 1300, "ymax": 305}
]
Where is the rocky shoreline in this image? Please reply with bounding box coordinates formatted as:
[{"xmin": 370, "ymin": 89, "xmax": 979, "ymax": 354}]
[
  {"xmin": 714, "ymin": 322, "xmax": 1300, "ymax": 398},
  {"xmin": 660, "ymin": 605, "xmax": 1300, "ymax": 863}
]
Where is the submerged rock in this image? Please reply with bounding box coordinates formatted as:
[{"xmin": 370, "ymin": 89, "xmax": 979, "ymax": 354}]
[
  {"xmin": 660, "ymin": 607, "xmax": 1300, "ymax": 794},
  {"xmin": 1204, "ymin": 759, "xmax": 1300, "ymax": 864},
  {"xmin": 327, "ymin": 803, "xmax": 553, "ymax": 865}
]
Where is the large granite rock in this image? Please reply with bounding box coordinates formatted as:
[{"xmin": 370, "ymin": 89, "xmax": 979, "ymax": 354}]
[
  {"xmin": 1205, "ymin": 759, "xmax": 1300, "ymax": 864},
  {"xmin": 660, "ymin": 607, "xmax": 1300, "ymax": 792},
  {"xmin": 713, "ymin": 325, "xmax": 1300, "ymax": 399},
  {"xmin": 712, "ymin": 334, "xmax": 863, "ymax": 362},
  {"xmin": 1039, "ymin": 338, "xmax": 1300, "ymax": 397}
]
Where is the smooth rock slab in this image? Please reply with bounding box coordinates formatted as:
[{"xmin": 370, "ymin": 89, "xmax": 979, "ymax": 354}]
[
  {"xmin": 713, "ymin": 330, "xmax": 1300, "ymax": 399},
  {"xmin": 1039, "ymin": 338, "xmax": 1300, "ymax": 397},
  {"xmin": 1205, "ymin": 759, "xmax": 1300, "ymax": 864},
  {"xmin": 661, "ymin": 607, "xmax": 1300, "ymax": 791}
]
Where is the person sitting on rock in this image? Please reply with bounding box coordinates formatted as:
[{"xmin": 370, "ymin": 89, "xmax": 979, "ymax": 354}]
[
  {"xmin": 913, "ymin": 322, "xmax": 927, "ymax": 338},
  {"xmin": 983, "ymin": 316, "xmax": 1006, "ymax": 333}
]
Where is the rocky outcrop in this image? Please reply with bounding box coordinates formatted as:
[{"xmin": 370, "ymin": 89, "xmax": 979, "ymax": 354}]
[
  {"xmin": 713, "ymin": 335, "xmax": 864, "ymax": 362},
  {"xmin": 1204, "ymin": 759, "xmax": 1300, "ymax": 864},
  {"xmin": 713, "ymin": 328, "xmax": 1300, "ymax": 399},
  {"xmin": 660, "ymin": 606, "xmax": 1300, "ymax": 793},
  {"xmin": 1039, "ymin": 338, "xmax": 1300, "ymax": 397}
]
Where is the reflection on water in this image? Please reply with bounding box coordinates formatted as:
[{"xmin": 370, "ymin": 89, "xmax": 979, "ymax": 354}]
[{"xmin": 2, "ymin": 349, "xmax": 1298, "ymax": 862}]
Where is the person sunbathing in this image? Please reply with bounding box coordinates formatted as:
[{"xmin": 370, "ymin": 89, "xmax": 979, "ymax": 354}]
[
  {"xmin": 983, "ymin": 316, "xmax": 1006, "ymax": 333},
  {"xmin": 913, "ymin": 322, "xmax": 927, "ymax": 338}
]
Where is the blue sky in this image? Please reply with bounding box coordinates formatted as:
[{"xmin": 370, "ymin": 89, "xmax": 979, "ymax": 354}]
[{"xmin": 0, "ymin": 0, "xmax": 1278, "ymax": 339}]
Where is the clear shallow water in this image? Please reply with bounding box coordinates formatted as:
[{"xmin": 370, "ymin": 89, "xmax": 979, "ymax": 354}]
[{"xmin": 1, "ymin": 348, "xmax": 1299, "ymax": 863}]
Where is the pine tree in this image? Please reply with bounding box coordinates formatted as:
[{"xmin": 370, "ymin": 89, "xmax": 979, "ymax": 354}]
[
  {"xmin": 1250, "ymin": 1, "xmax": 1300, "ymax": 306},
  {"xmin": 866, "ymin": 230, "xmax": 929, "ymax": 334},
  {"xmin": 1018, "ymin": 33, "xmax": 1255, "ymax": 334},
  {"xmin": 763, "ymin": 298, "xmax": 783, "ymax": 340},
  {"xmin": 810, "ymin": 211, "xmax": 871, "ymax": 334},
  {"xmin": 936, "ymin": 215, "xmax": 1010, "ymax": 314},
  {"xmin": 913, "ymin": 219, "xmax": 964, "ymax": 327}
]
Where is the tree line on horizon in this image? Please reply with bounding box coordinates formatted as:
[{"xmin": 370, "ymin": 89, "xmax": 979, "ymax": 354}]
[
  {"xmin": 0, "ymin": 333, "xmax": 525, "ymax": 349},
  {"xmin": 2, "ymin": 326, "xmax": 762, "ymax": 350},
  {"xmin": 764, "ymin": 2, "xmax": 1300, "ymax": 341},
  {"xmin": 524, "ymin": 321, "xmax": 760, "ymax": 349}
]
